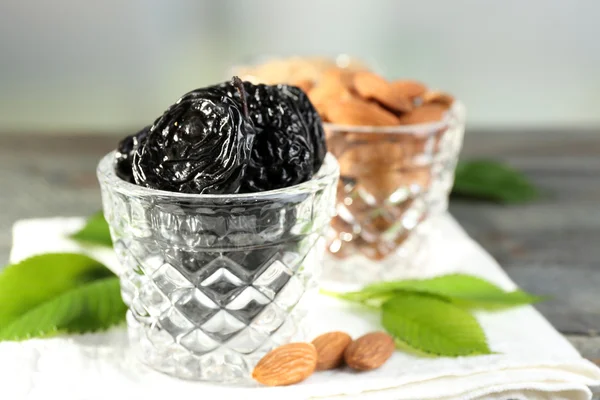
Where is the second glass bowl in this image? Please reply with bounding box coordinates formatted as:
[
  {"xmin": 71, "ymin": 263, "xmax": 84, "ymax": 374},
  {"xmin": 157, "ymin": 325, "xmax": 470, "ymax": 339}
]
[{"xmin": 324, "ymin": 102, "xmax": 466, "ymax": 282}]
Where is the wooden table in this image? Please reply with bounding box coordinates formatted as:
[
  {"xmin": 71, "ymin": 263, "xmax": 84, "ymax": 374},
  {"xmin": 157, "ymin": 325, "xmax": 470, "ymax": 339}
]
[{"xmin": 1, "ymin": 130, "xmax": 599, "ymax": 395}]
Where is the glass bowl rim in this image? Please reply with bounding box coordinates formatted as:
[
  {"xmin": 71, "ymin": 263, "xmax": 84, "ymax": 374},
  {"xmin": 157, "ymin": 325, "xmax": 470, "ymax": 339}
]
[
  {"xmin": 97, "ymin": 152, "xmax": 339, "ymax": 201},
  {"xmin": 323, "ymin": 100, "xmax": 466, "ymax": 135}
]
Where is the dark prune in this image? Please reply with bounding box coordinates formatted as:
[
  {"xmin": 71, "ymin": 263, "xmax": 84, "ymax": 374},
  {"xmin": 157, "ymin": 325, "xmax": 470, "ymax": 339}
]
[
  {"xmin": 243, "ymin": 83, "xmax": 313, "ymax": 191},
  {"xmin": 132, "ymin": 84, "xmax": 256, "ymax": 194},
  {"xmin": 115, "ymin": 125, "xmax": 150, "ymax": 183},
  {"xmin": 222, "ymin": 82, "xmax": 325, "ymax": 192},
  {"xmin": 241, "ymin": 83, "xmax": 326, "ymax": 175},
  {"xmin": 242, "ymin": 125, "xmax": 312, "ymax": 192},
  {"xmin": 117, "ymin": 78, "xmax": 327, "ymax": 194},
  {"xmin": 277, "ymin": 84, "xmax": 327, "ymax": 174}
]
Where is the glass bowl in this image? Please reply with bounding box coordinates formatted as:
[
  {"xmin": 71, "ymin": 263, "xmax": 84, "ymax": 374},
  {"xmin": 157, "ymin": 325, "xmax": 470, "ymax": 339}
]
[
  {"xmin": 323, "ymin": 102, "xmax": 466, "ymax": 282},
  {"xmin": 97, "ymin": 152, "xmax": 339, "ymax": 381}
]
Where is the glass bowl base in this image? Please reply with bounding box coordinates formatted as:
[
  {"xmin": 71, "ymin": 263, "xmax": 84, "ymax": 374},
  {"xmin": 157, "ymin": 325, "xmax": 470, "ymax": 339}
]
[{"xmin": 322, "ymin": 221, "xmax": 433, "ymax": 284}]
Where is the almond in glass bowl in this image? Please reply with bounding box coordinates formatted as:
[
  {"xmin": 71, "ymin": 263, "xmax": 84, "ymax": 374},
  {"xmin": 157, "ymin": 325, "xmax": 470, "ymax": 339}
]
[
  {"xmin": 233, "ymin": 54, "xmax": 369, "ymax": 86},
  {"xmin": 324, "ymin": 107, "xmax": 465, "ymax": 282},
  {"xmin": 316, "ymin": 71, "xmax": 464, "ymax": 282}
]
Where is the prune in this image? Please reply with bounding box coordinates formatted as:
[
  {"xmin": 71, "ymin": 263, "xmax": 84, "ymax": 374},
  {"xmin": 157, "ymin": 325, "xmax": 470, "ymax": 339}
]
[
  {"xmin": 243, "ymin": 128, "xmax": 311, "ymax": 192},
  {"xmin": 277, "ymin": 84, "xmax": 327, "ymax": 173},
  {"xmin": 222, "ymin": 82, "xmax": 326, "ymax": 192},
  {"xmin": 115, "ymin": 125, "xmax": 150, "ymax": 183},
  {"xmin": 132, "ymin": 80, "xmax": 256, "ymax": 194},
  {"xmin": 116, "ymin": 78, "xmax": 327, "ymax": 194},
  {"xmin": 242, "ymin": 84, "xmax": 312, "ymax": 191}
]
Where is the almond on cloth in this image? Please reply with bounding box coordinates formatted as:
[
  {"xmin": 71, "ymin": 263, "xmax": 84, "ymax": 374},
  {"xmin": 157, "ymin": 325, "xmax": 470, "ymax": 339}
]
[
  {"xmin": 391, "ymin": 79, "xmax": 428, "ymax": 99},
  {"xmin": 344, "ymin": 331, "xmax": 395, "ymax": 371},
  {"xmin": 252, "ymin": 342, "xmax": 318, "ymax": 386},
  {"xmin": 353, "ymin": 71, "xmax": 412, "ymax": 113},
  {"xmin": 327, "ymin": 97, "xmax": 401, "ymax": 126},
  {"xmin": 312, "ymin": 331, "xmax": 353, "ymax": 370}
]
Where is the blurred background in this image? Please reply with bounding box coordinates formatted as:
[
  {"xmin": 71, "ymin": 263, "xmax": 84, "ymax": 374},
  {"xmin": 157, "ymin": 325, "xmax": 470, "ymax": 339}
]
[{"xmin": 1, "ymin": 0, "xmax": 599, "ymax": 133}]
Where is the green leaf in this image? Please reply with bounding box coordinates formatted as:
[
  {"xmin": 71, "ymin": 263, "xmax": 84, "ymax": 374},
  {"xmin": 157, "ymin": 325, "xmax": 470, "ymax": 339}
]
[
  {"xmin": 319, "ymin": 288, "xmax": 394, "ymax": 308},
  {"xmin": 0, "ymin": 277, "xmax": 126, "ymax": 341},
  {"xmin": 0, "ymin": 253, "xmax": 115, "ymax": 328},
  {"xmin": 362, "ymin": 274, "xmax": 544, "ymax": 308},
  {"xmin": 70, "ymin": 211, "xmax": 113, "ymax": 247},
  {"xmin": 382, "ymin": 293, "xmax": 491, "ymax": 356},
  {"xmin": 452, "ymin": 160, "xmax": 539, "ymax": 203},
  {"xmin": 323, "ymin": 274, "xmax": 543, "ymax": 309}
]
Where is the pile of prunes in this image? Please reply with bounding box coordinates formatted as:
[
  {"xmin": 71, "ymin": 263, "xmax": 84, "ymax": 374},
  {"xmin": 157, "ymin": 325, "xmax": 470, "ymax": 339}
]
[{"xmin": 115, "ymin": 77, "xmax": 326, "ymax": 194}]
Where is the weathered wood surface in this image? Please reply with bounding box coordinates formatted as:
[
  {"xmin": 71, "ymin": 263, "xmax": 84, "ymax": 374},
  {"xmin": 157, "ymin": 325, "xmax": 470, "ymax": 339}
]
[
  {"xmin": 0, "ymin": 130, "xmax": 599, "ymax": 395},
  {"xmin": 449, "ymin": 129, "xmax": 600, "ymax": 336}
]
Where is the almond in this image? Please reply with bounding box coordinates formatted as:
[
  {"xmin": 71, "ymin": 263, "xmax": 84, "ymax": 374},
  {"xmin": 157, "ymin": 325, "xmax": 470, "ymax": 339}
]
[
  {"xmin": 355, "ymin": 164, "xmax": 429, "ymax": 204},
  {"xmin": 360, "ymin": 214, "xmax": 395, "ymax": 238},
  {"xmin": 391, "ymin": 80, "xmax": 428, "ymax": 99},
  {"xmin": 422, "ymin": 90, "xmax": 454, "ymax": 107},
  {"xmin": 327, "ymin": 98, "xmax": 400, "ymax": 126},
  {"xmin": 252, "ymin": 343, "xmax": 317, "ymax": 386},
  {"xmin": 308, "ymin": 80, "xmax": 353, "ymax": 119},
  {"xmin": 336, "ymin": 185, "xmax": 372, "ymax": 220},
  {"xmin": 320, "ymin": 67, "xmax": 356, "ymax": 88},
  {"xmin": 344, "ymin": 332, "xmax": 395, "ymax": 371},
  {"xmin": 292, "ymin": 79, "xmax": 315, "ymax": 94},
  {"xmin": 353, "ymin": 71, "xmax": 412, "ymax": 113},
  {"xmin": 397, "ymin": 103, "xmax": 447, "ymax": 125},
  {"xmin": 355, "ymin": 239, "xmax": 390, "ymax": 261},
  {"xmin": 312, "ymin": 331, "xmax": 353, "ymax": 371},
  {"xmin": 330, "ymin": 215, "xmax": 355, "ymax": 237}
]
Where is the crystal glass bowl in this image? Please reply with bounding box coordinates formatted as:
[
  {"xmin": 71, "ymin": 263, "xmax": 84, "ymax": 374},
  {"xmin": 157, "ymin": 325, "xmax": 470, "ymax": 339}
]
[
  {"xmin": 324, "ymin": 102, "xmax": 466, "ymax": 282},
  {"xmin": 97, "ymin": 152, "xmax": 339, "ymax": 381}
]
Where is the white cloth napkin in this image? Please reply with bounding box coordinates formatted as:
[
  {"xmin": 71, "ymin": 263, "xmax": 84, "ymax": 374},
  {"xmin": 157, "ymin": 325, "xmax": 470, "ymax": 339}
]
[{"xmin": 3, "ymin": 214, "xmax": 600, "ymax": 400}]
